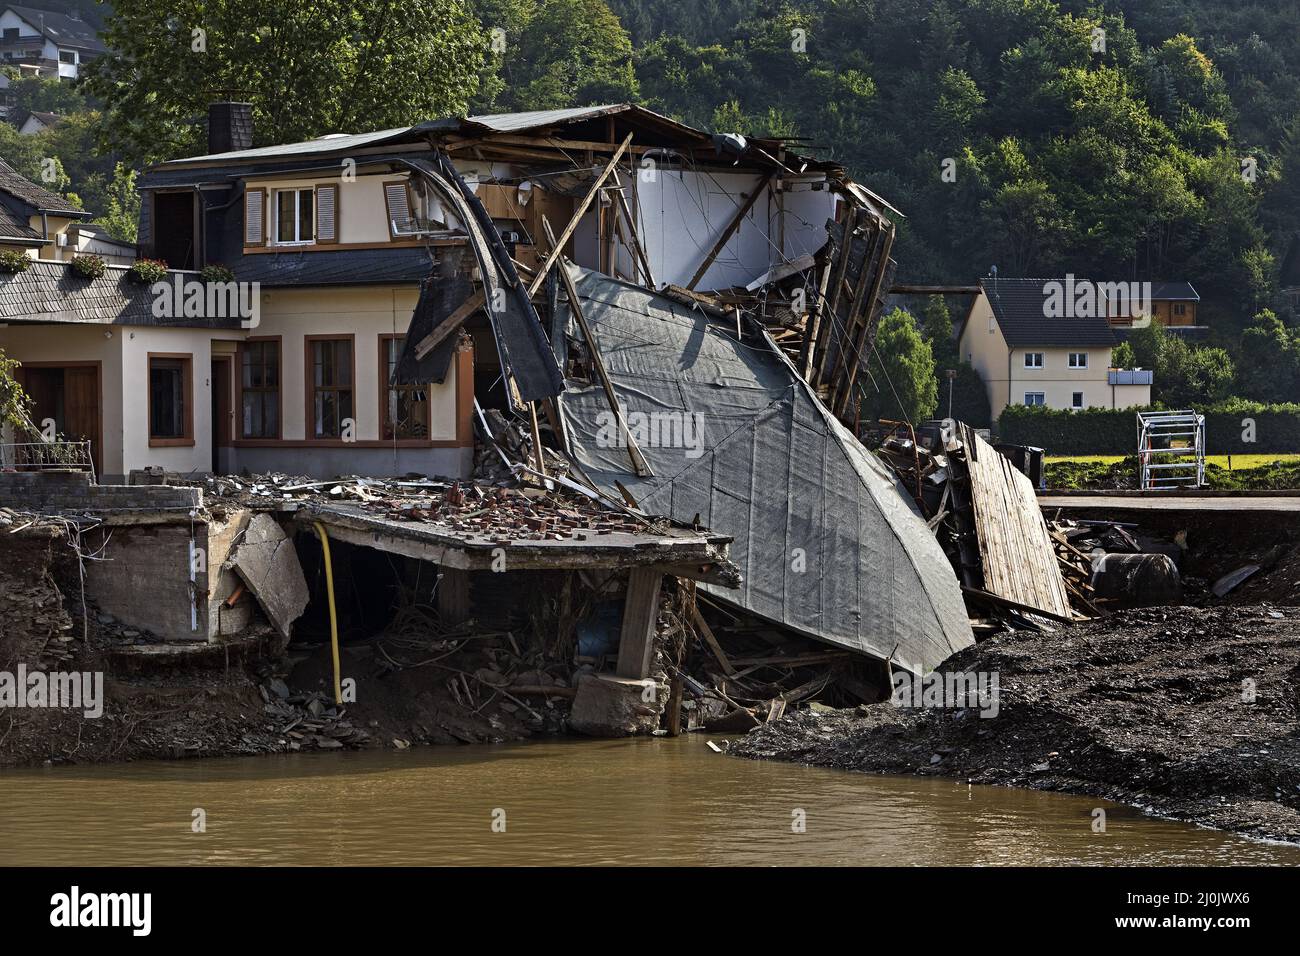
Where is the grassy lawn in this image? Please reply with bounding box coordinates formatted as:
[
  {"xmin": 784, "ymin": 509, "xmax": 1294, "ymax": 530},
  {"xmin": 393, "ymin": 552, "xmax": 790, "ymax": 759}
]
[{"xmin": 1046, "ymin": 453, "xmax": 1300, "ymax": 469}]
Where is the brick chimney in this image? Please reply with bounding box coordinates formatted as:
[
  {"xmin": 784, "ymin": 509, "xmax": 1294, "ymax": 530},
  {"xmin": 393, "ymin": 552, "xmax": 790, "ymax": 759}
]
[{"xmin": 207, "ymin": 102, "xmax": 253, "ymax": 154}]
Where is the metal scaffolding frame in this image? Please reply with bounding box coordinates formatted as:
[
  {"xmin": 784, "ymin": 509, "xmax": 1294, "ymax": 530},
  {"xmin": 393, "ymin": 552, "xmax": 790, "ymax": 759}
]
[{"xmin": 1137, "ymin": 410, "xmax": 1205, "ymax": 490}]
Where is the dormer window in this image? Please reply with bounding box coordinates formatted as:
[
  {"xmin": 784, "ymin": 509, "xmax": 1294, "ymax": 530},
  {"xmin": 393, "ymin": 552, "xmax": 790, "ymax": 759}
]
[
  {"xmin": 245, "ymin": 183, "xmax": 338, "ymax": 248},
  {"xmin": 275, "ymin": 188, "xmax": 315, "ymax": 244}
]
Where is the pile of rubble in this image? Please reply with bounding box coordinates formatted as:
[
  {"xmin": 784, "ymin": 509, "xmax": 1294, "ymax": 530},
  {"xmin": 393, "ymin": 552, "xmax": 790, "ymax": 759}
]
[
  {"xmin": 194, "ymin": 471, "xmax": 666, "ymax": 542},
  {"xmin": 258, "ymin": 677, "xmax": 371, "ymax": 751}
]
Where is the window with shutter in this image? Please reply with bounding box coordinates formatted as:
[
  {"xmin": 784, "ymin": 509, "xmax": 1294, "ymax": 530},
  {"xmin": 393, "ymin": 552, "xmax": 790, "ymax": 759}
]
[
  {"xmin": 245, "ymin": 188, "xmax": 266, "ymax": 246},
  {"xmin": 316, "ymin": 185, "xmax": 338, "ymax": 243},
  {"xmin": 384, "ymin": 181, "xmax": 411, "ymax": 237}
]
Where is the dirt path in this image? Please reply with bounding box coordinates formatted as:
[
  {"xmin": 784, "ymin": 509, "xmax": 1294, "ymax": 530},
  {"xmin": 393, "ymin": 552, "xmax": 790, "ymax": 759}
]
[{"xmin": 732, "ymin": 605, "xmax": 1300, "ymax": 844}]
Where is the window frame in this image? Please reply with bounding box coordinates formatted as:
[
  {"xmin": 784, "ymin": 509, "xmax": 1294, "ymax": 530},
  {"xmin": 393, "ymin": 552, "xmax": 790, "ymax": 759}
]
[
  {"xmin": 1023, "ymin": 392, "xmax": 1046, "ymax": 407},
  {"xmin": 237, "ymin": 336, "xmax": 282, "ymax": 440},
  {"xmin": 378, "ymin": 333, "xmax": 435, "ymax": 444},
  {"xmin": 147, "ymin": 352, "xmax": 194, "ymax": 447},
  {"xmin": 1068, "ymin": 352, "xmax": 1088, "ymax": 369},
  {"xmin": 1071, "ymin": 391, "xmax": 1085, "ymax": 410},
  {"xmin": 273, "ymin": 186, "xmax": 316, "ymax": 246},
  {"xmin": 1024, "ymin": 352, "xmax": 1044, "ymax": 369},
  {"xmin": 304, "ymin": 334, "xmax": 356, "ymax": 442}
]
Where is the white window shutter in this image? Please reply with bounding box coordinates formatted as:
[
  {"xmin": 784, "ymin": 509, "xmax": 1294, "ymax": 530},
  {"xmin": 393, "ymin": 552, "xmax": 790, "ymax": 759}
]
[
  {"xmin": 385, "ymin": 182, "xmax": 410, "ymax": 235},
  {"xmin": 316, "ymin": 185, "xmax": 338, "ymax": 242},
  {"xmin": 245, "ymin": 189, "xmax": 265, "ymax": 245}
]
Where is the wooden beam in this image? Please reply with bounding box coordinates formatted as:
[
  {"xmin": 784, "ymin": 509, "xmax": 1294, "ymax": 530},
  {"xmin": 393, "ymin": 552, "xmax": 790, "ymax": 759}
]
[
  {"xmin": 691, "ymin": 605, "xmax": 736, "ymax": 676},
  {"xmin": 543, "ymin": 216, "xmax": 653, "ymax": 478},
  {"xmin": 810, "ymin": 208, "xmax": 858, "ymax": 386},
  {"xmin": 436, "ymin": 567, "xmax": 471, "ymax": 625},
  {"xmin": 616, "ymin": 567, "xmax": 663, "ymax": 678},
  {"xmin": 414, "ymin": 291, "xmax": 486, "ymax": 360},
  {"xmin": 526, "ymin": 133, "xmax": 634, "ymax": 299},
  {"xmin": 836, "ymin": 221, "xmax": 894, "ymax": 417},
  {"xmin": 889, "ymin": 285, "xmax": 981, "ymax": 295},
  {"xmin": 528, "ymin": 402, "xmax": 547, "ymax": 477},
  {"xmin": 611, "ymin": 170, "xmax": 656, "ymax": 289},
  {"xmin": 799, "ymin": 255, "xmax": 833, "ymax": 382},
  {"xmin": 685, "ymin": 173, "xmax": 776, "ymax": 291}
]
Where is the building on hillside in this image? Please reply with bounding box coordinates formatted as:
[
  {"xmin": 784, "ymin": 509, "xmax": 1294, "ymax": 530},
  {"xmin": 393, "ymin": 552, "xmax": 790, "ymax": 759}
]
[
  {"xmin": 957, "ymin": 276, "xmax": 1152, "ymax": 419},
  {"xmin": 1104, "ymin": 279, "xmax": 1205, "ymax": 341},
  {"xmin": 0, "ymin": 156, "xmax": 89, "ymax": 257},
  {"xmin": 0, "ymin": 4, "xmax": 104, "ymax": 79},
  {"xmin": 11, "ymin": 107, "xmax": 60, "ymax": 134}
]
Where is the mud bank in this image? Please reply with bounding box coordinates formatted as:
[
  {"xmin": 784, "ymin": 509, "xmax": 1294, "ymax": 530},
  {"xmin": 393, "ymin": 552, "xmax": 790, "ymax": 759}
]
[{"xmin": 733, "ymin": 605, "xmax": 1300, "ymax": 844}]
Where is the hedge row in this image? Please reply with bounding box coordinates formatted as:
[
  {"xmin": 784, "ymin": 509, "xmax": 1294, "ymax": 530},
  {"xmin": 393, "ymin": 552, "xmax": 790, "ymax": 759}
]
[{"xmin": 995, "ymin": 403, "xmax": 1300, "ymax": 455}]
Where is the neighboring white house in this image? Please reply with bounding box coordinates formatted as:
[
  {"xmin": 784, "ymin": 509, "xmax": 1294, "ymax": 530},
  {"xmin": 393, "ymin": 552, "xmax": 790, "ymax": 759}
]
[
  {"xmin": 0, "ymin": 5, "xmax": 105, "ymax": 80},
  {"xmin": 957, "ymin": 277, "xmax": 1153, "ymax": 419}
]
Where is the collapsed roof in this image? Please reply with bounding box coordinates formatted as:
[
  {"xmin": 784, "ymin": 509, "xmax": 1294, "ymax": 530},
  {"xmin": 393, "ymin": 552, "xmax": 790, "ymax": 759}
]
[{"xmin": 553, "ymin": 265, "xmax": 974, "ymax": 675}]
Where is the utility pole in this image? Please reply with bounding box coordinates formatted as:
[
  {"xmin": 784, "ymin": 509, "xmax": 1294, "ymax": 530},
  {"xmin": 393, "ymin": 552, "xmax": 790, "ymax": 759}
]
[{"xmin": 946, "ymin": 368, "xmax": 956, "ymax": 419}]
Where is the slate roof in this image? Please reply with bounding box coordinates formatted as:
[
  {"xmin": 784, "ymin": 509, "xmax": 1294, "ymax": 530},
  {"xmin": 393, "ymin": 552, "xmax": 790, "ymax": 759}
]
[
  {"xmin": 1147, "ymin": 281, "xmax": 1199, "ymax": 301},
  {"xmin": 230, "ymin": 245, "xmax": 437, "ymax": 287},
  {"xmin": 6, "ymin": 6, "xmax": 107, "ymax": 52},
  {"xmin": 0, "ymin": 197, "xmax": 41, "ymax": 241},
  {"xmin": 0, "ymin": 260, "xmax": 242, "ymax": 327},
  {"xmin": 981, "ymin": 277, "xmax": 1118, "ymax": 348},
  {"xmin": 0, "ymin": 158, "xmax": 89, "ymax": 217}
]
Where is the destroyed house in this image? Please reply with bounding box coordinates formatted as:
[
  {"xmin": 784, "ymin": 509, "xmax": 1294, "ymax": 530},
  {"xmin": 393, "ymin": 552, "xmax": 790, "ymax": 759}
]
[
  {"xmin": 3, "ymin": 102, "xmax": 891, "ymax": 482},
  {"xmin": 1, "ymin": 102, "xmax": 973, "ymax": 676}
]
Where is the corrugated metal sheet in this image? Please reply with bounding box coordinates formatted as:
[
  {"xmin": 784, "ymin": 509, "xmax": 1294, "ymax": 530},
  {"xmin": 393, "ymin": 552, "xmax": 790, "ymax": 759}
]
[{"xmin": 556, "ymin": 265, "xmax": 973, "ymax": 675}]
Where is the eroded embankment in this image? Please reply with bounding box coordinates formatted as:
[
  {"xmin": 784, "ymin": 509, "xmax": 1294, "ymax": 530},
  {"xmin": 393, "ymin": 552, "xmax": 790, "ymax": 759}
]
[
  {"xmin": 0, "ymin": 526, "xmax": 545, "ymax": 767},
  {"xmin": 732, "ymin": 605, "xmax": 1300, "ymax": 844}
]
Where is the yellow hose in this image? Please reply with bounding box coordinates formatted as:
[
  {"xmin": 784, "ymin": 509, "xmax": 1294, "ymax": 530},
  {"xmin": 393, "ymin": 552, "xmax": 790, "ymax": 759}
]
[{"xmin": 312, "ymin": 521, "xmax": 342, "ymax": 705}]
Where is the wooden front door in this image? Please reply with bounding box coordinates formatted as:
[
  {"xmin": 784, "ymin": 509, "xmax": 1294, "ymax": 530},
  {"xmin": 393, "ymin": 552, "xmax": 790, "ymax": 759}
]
[{"xmin": 17, "ymin": 363, "xmax": 102, "ymax": 477}]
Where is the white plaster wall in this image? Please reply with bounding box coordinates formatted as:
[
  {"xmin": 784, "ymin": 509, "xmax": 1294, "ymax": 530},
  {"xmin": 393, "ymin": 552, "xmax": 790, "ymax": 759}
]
[
  {"xmin": 0, "ymin": 322, "xmax": 124, "ymax": 476},
  {"xmin": 254, "ymin": 285, "xmax": 457, "ymax": 442},
  {"xmin": 633, "ymin": 170, "xmax": 835, "ymax": 290}
]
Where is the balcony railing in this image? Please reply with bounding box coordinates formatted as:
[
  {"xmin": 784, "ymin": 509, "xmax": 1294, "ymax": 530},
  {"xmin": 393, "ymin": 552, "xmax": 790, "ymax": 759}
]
[
  {"xmin": 1109, "ymin": 368, "xmax": 1153, "ymax": 386},
  {"xmin": 0, "ymin": 441, "xmax": 95, "ymax": 481}
]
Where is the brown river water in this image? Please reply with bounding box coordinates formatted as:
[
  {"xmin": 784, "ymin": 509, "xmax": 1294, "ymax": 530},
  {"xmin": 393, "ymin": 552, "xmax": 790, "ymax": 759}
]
[{"xmin": 2, "ymin": 735, "xmax": 1298, "ymax": 866}]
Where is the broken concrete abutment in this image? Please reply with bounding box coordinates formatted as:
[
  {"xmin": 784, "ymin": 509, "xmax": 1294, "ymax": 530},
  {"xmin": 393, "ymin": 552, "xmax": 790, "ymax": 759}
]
[{"xmin": 0, "ymin": 468, "xmax": 761, "ymax": 762}]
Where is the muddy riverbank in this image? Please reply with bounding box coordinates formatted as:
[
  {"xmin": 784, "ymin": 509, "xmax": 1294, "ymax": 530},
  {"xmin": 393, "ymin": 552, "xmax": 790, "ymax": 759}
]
[{"xmin": 733, "ymin": 604, "xmax": 1300, "ymax": 844}]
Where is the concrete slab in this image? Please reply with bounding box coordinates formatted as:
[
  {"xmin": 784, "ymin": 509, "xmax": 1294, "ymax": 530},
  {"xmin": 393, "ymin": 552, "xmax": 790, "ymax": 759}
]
[
  {"xmin": 227, "ymin": 514, "xmax": 308, "ymax": 640},
  {"xmin": 569, "ymin": 674, "xmax": 663, "ymax": 737}
]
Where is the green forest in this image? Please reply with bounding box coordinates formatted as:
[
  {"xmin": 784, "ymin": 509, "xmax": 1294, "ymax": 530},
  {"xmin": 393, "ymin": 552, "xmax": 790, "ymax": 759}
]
[{"xmin": 15, "ymin": 0, "xmax": 1300, "ymax": 424}]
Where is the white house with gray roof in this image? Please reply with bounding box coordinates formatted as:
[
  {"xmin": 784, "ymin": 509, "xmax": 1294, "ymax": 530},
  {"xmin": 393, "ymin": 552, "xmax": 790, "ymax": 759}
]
[{"xmin": 957, "ymin": 276, "xmax": 1153, "ymax": 419}]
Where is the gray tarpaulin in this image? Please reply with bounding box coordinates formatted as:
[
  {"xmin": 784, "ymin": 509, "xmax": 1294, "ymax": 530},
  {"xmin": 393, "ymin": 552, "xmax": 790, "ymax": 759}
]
[{"xmin": 556, "ymin": 265, "xmax": 973, "ymax": 675}]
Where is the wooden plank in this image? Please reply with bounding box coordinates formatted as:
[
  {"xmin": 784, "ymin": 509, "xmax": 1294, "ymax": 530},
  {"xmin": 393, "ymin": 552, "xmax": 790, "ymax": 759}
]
[
  {"xmin": 957, "ymin": 423, "xmax": 1073, "ymax": 619},
  {"xmin": 615, "ymin": 568, "xmax": 663, "ymax": 678},
  {"xmin": 611, "ymin": 170, "xmax": 656, "ymax": 289},
  {"xmin": 414, "ymin": 291, "xmax": 486, "ymax": 360},
  {"xmin": 685, "ymin": 173, "xmax": 776, "ymax": 291},
  {"xmin": 542, "ymin": 217, "xmax": 653, "ymax": 477},
  {"xmin": 436, "ymin": 567, "xmax": 471, "ymax": 625},
  {"xmin": 526, "ymin": 133, "xmax": 633, "ymax": 299},
  {"xmin": 691, "ymin": 605, "xmax": 736, "ymax": 676},
  {"xmin": 836, "ymin": 221, "xmax": 894, "ymax": 416}
]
